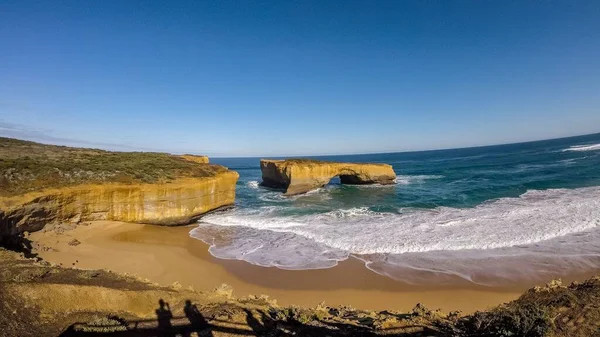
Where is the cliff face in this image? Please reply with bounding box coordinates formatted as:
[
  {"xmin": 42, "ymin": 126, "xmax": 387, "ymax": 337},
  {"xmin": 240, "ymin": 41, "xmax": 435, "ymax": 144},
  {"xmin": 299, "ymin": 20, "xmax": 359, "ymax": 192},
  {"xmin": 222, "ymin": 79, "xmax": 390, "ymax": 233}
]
[
  {"xmin": 0, "ymin": 137, "xmax": 240, "ymax": 243},
  {"xmin": 0, "ymin": 172, "xmax": 239, "ymax": 241},
  {"xmin": 180, "ymin": 154, "xmax": 210, "ymax": 164},
  {"xmin": 260, "ymin": 159, "xmax": 396, "ymax": 195}
]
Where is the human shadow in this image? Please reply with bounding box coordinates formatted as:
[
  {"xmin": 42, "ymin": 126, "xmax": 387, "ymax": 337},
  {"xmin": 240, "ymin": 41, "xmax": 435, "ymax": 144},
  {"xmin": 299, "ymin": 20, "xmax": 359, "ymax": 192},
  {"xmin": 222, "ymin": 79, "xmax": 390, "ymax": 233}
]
[
  {"xmin": 243, "ymin": 308, "xmax": 266, "ymax": 335},
  {"xmin": 155, "ymin": 299, "xmax": 173, "ymax": 337},
  {"xmin": 60, "ymin": 297, "xmax": 451, "ymax": 337},
  {"xmin": 61, "ymin": 300, "xmax": 239, "ymax": 336},
  {"xmin": 184, "ymin": 299, "xmax": 213, "ymax": 337}
]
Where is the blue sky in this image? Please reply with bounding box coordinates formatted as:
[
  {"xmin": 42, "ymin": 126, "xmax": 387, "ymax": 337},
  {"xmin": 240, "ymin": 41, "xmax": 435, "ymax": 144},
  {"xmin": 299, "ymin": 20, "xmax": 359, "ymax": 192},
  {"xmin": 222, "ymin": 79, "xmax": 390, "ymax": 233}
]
[{"xmin": 1, "ymin": 1, "xmax": 599, "ymax": 157}]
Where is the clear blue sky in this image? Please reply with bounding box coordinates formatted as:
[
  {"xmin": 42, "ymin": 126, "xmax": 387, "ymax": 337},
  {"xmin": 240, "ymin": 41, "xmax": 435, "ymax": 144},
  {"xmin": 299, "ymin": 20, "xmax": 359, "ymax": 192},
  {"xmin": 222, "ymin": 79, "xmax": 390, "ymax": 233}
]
[{"xmin": 1, "ymin": 1, "xmax": 599, "ymax": 157}]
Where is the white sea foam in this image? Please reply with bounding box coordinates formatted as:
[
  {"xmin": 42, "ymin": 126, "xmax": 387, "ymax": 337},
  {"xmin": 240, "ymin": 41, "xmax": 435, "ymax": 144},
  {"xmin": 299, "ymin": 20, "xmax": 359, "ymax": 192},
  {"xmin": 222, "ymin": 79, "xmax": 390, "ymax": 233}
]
[
  {"xmin": 558, "ymin": 158, "xmax": 578, "ymax": 164},
  {"xmin": 357, "ymin": 231, "xmax": 600, "ymax": 285},
  {"xmin": 563, "ymin": 143, "xmax": 600, "ymax": 152},
  {"xmin": 191, "ymin": 186, "xmax": 600, "ymax": 280},
  {"xmin": 395, "ymin": 175, "xmax": 444, "ymax": 185},
  {"xmin": 517, "ymin": 159, "xmax": 578, "ymax": 170},
  {"xmin": 257, "ymin": 187, "xmax": 333, "ymax": 203},
  {"xmin": 257, "ymin": 192, "xmax": 288, "ymax": 202},
  {"xmin": 246, "ymin": 180, "xmax": 260, "ymax": 189}
]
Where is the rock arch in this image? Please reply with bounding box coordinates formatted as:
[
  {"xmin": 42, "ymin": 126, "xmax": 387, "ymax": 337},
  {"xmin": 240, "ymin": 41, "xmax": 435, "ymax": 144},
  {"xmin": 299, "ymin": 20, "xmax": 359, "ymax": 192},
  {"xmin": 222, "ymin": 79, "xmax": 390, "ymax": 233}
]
[{"xmin": 260, "ymin": 159, "xmax": 396, "ymax": 195}]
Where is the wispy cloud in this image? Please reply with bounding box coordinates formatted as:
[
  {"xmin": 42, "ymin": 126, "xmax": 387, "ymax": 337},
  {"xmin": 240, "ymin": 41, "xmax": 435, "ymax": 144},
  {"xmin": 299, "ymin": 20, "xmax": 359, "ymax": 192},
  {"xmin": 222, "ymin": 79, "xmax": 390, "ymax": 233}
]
[{"xmin": 0, "ymin": 120, "xmax": 163, "ymax": 152}]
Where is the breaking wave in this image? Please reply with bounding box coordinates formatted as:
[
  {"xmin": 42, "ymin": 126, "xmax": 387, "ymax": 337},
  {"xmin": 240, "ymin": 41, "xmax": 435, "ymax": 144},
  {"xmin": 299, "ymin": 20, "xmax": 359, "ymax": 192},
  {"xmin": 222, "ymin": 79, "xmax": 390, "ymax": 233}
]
[
  {"xmin": 395, "ymin": 175, "xmax": 444, "ymax": 185},
  {"xmin": 246, "ymin": 180, "xmax": 260, "ymax": 188},
  {"xmin": 563, "ymin": 143, "xmax": 600, "ymax": 152},
  {"xmin": 191, "ymin": 186, "xmax": 600, "ymax": 282}
]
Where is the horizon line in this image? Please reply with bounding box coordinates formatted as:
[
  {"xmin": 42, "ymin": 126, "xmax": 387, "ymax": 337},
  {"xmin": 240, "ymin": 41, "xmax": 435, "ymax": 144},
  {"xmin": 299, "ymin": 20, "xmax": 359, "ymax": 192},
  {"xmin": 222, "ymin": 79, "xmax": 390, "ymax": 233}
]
[
  {"xmin": 2, "ymin": 131, "xmax": 599, "ymax": 159},
  {"xmin": 211, "ymin": 131, "xmax": 600, "ymax": 159}
]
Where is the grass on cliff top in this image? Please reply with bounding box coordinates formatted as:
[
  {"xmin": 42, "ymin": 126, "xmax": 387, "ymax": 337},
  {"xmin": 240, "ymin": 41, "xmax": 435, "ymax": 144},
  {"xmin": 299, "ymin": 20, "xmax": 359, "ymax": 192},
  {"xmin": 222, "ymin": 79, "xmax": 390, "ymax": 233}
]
[
  {"xmin": 264, "ymin": 158, "xmax": 352, "ymax": 166},
  {"xmin": 0, "ymin": 137, "xmax": 227, "ymax": 197},
  {"xmin": 265, "ymin": 158, "xmax": 387, "ymax": 167}
]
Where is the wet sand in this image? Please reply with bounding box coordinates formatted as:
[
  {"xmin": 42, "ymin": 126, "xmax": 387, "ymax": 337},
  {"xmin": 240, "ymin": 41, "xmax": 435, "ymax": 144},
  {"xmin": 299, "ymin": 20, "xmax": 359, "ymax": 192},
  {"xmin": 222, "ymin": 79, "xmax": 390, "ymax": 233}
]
[{"xmin": 28, "ymin": 221, "xmax": 595, "ymax": 313}]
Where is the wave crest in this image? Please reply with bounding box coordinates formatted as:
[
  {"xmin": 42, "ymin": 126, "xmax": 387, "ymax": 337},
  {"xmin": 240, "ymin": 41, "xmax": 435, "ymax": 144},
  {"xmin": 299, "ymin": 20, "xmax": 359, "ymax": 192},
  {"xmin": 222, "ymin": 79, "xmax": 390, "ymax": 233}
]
[
  {"xmin": 395, "ymin": 175, "xmax": 444, "ymax": 185},
  {"xmin": 246, "ymin": 180, "xmax": 260, "ymax": 188},
  {"xmin": 191, "ymin": 186, "xmax": 600, "ymax": 280},
  {"xmin": 563, "ymin": 143, "xmax": 600, "ymax": 152}
]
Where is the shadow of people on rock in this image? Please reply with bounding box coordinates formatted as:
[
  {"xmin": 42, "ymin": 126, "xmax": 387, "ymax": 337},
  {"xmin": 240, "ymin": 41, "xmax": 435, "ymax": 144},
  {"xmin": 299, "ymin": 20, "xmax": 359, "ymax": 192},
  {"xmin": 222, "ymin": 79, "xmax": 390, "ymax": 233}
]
[
  {"xmin": 184, "ymin": 299, "xmax": 213, "ymax": 337},
  {"xmin": 258, "ymin": 310, "xmax": 276, "ymax": 332},
  {"xmin": 155, "ymin": 299, "xmax": 174, "ymax": 336},
  {"xmin": 244, "ymin": 308, "xmax": 267, "ymax": 335}
]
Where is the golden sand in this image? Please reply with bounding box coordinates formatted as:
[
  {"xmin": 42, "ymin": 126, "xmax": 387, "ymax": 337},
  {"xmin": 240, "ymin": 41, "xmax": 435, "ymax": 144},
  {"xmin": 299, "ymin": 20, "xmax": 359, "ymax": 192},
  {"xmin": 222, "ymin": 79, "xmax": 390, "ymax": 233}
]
[{"xmin": 28, "ymin": 221, "xmax": 591, "ymax": 313}]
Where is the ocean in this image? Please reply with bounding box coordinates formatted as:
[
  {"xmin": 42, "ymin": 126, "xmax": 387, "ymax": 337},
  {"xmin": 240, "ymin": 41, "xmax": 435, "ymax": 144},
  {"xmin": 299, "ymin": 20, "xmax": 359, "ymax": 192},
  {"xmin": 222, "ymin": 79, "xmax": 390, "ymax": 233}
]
[{"xmin": 191, "ymin": 133, "xmax": 600, "ymax": 286}]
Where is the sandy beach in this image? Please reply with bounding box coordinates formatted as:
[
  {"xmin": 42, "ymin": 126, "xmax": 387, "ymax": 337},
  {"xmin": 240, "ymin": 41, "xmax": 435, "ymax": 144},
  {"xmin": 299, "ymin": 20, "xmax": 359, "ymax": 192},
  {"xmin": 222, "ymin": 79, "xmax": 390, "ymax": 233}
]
[{"xmin": 23, "ymin": 220, "xmax": 543, "ymax": 313}]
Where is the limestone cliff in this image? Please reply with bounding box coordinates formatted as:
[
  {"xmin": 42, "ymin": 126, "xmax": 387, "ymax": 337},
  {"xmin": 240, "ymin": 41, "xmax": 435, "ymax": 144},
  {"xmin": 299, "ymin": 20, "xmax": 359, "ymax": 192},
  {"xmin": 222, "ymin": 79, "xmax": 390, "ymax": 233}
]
[
  {"xmin": 0, "ymin": 173, "xmax": 238, "ymax": 240},
  {"xmin": 260, "ymin": 159, "xmax": 396, "ymax": 195},
  {"xmin": 180, "ymin": 154, "xmax": 210, "ymax": 164},
  {"xmin": 0, "ymin": 137, "xmax": 239, "ymax": 243}
]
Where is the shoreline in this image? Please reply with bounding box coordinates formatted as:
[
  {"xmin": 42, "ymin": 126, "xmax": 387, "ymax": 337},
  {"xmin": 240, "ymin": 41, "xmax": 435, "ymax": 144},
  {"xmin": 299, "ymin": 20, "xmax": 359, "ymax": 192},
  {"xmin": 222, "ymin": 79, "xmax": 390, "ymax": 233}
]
[{"xmin": 28, "ymin": 220, "xmax": 598, "ymax": 313}]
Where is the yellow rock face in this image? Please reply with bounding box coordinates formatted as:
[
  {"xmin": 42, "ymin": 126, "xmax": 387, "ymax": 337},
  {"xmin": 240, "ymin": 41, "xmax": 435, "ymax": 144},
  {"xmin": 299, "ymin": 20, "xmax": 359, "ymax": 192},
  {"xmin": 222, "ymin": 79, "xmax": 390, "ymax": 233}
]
[
  {"xmin": 180, "ymin": 154, "xmax": 210, "ymax": 164},
  {"xmin": 260, "ymin": 159, "xmax": 396, "ymax": 195},
  {"xmin": 0, "ymin": 171, "xmax": 238, "ymax": 239}
]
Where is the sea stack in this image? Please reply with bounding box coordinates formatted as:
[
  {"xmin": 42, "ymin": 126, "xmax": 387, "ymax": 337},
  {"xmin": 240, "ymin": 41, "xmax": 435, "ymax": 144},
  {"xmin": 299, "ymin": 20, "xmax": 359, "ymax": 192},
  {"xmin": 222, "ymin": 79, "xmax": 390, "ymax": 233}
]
[{"xmin": 260, "ymin": 159, "xmax": 396, "ymax": 195}]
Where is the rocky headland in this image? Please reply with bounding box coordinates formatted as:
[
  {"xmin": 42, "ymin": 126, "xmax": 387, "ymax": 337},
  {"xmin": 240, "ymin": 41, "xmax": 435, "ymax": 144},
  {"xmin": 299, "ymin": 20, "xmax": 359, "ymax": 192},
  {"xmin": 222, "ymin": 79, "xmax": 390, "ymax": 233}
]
[
  {"xmin": 180, "ymin": 154, "xmax": 210, "ymax": 164},
  {"xmin": 260, "ymin": 159, "xmax": 397, "ymax": 195},
  {"xmin": 0, "ymin": 137, "xmax": 239, "ymax": 244}
]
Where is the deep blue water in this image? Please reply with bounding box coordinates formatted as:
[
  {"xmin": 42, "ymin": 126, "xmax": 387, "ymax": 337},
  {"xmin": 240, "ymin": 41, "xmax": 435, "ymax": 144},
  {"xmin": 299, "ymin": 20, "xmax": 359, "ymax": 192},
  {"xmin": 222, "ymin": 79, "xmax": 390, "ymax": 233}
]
[{"xmin": 191, "ymin": 133, "xmax": 600, "ymax": 285}]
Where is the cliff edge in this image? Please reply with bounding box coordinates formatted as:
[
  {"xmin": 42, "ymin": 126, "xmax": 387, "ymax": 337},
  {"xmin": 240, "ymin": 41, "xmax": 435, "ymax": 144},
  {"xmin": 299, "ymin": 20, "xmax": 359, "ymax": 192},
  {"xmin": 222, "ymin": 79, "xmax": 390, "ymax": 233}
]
[
  {"xmin": 260, "ymin": 159, "xmax": 396, "ymax": 195},
  {"xmin": 0, "ymin": 137, "xmax": 239, "ymax": 243},
  {"xmin": 2, "ymin": 246, "xmax": 598, "ymax": 337}
]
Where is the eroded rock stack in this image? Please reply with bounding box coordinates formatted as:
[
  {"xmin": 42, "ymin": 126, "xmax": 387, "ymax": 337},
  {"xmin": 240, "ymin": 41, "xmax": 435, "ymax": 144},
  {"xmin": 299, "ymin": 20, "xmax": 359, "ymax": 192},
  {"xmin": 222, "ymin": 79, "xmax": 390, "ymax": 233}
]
[{"xmin": 260, "ymin": 159, "xmax": 396, "ymax": 195}]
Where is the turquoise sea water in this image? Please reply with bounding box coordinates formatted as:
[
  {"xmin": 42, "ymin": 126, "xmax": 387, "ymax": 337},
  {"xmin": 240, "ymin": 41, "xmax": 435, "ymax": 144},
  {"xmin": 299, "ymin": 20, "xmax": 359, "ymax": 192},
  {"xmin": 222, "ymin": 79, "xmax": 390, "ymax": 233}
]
[{"xmin": 191, "ymin": 133, "xmax": 600, "ymax": 285}]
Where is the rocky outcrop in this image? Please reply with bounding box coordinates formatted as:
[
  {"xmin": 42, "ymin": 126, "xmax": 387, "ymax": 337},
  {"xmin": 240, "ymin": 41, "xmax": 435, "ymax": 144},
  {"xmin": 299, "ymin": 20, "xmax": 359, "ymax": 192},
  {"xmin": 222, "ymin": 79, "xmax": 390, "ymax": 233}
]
[
  {"xmin": 0, "ymin": 137, "xmax": 241, "ymax": 244},
  {"xmin": 260, "ymin": 159, "xmax": 396, "ymax": 195},
  {"xmin": 180, "ymin": 154, "xmax": 210, "ymax": 164},
  {"xmin": 0, "ymin": 172, "xmax": 238, "ymax": 242},
  {"xmin": 4, "ymin": 245, "xmax": 594, "ymax": 337}
]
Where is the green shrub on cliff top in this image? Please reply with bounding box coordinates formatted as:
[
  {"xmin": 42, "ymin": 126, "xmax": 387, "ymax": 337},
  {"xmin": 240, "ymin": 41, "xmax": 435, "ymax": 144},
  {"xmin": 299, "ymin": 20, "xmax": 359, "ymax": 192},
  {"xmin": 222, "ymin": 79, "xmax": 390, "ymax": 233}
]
[
  {"xmin": 461, "ymin": 302, "xmax": 551, "ymax": 337},
  {"xmin": 0, "ymin": 137, "xmax": 225, "ymax": 196}
]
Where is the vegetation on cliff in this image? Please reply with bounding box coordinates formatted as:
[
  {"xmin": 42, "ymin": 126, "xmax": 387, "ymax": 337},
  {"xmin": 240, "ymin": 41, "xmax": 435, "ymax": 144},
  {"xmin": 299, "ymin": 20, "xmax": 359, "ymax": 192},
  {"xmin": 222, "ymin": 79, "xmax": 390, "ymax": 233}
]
[
  {"xmin": 2, "ymin": 138, "xmax": 599, "ymax": 336},
  {"xmin": 1, "ymin": 246, "xmax": 599, "ymax": 337},
  {"xmin": 0, "ymin": 137, "xmax": 238, "ymax": 239},
  {"xmin": 0, "ymin": 137, "xmax": 226, "ymax": 197}
]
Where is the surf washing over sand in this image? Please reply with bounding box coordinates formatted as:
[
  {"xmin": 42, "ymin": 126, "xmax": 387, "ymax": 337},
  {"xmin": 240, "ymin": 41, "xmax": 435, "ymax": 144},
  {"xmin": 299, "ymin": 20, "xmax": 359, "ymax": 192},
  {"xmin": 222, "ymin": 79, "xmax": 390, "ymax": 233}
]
[{"xmin": 191, "ymin": 133, "xmax": 600, "ymax": 286}]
